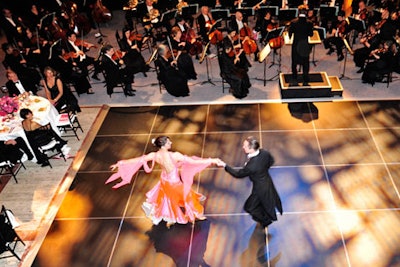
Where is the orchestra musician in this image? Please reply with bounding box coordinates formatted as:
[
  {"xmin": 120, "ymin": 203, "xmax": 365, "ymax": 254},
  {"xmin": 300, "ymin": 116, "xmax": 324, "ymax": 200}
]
[
  {"xmin": 362, "ymin": 40, "xmax": 394, "ymax": 85},
  {"xmin": 377, "ymin": 8, "xmax": 396, "ymax": 42},
  {"xmin": 230, "ymin": 11, "xmax": 260, "ymax": 61},
  {"xmin": 197, "ymin": 6, "xmax": 214, "ymax": 43},
  {"xmin": 288, "ymin": 7, "xmax": 314, "ymax": 86},
  {"xmin": 100, "ymin": 44, "xmax": 136, "ymax": 97},
  {"xmin": 0, "ymin": 8, "xmax": 24, "ymax": 43},
  {"xmin": 224, "ymin": 28, "xmax": 252, "ymax": 71},
  {"xmin": 63, "ymin": 30, "xmax": 102, "ymax": 81},
  {"xmin": 255, "ymin": 11, "xmax": 272, "ymax": 44},
  {"xmin": 170, "ymin": 26, "xmax": 197, "ymax": 80},
  {"xmin": 155, "ymin": 44, "xmax": 190, "ymax": 97},
  {"xmin": 353, "ymin": 24, "xmax": 381, "ymax": 73},
  {"xmin": 219, "ymin": 38, "xmax": 251, "ymax": 99},
  {"xmin": 16, "ymin": 27, "xmax": 50, "ymax": 71},
  {"xmin": 119, "ymin": 27, "xmax": 150, "ymax": 79},
  {"xmin": 137, "ymin": 0, "xmax": 161, "ymax": 39},
  {"xmin": 175, "ymin": 16, "xmax": 203, "ymax": 59},
  {"xmin": 48, "ymin": 42, "xmax": 95, "ymax": 95},
  {"xmin": 323, "ymin": 10, "xmax": 348, "ymax": 62},
  {"xmin": 1, "ymin": 42, "xmax": 42, "ymax": 89}
]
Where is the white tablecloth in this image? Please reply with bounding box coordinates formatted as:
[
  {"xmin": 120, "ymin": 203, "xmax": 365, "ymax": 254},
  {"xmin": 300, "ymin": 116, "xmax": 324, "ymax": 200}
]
[{"xmin": 0, "ymin": 96, "xmax": 60, "ymax": 154}]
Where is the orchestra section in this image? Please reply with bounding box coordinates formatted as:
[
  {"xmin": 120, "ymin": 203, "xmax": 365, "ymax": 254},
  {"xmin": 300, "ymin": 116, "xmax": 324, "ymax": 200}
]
[{"xmin": 0, "ymin": 0, "xmax": 399, "ymax": 99}]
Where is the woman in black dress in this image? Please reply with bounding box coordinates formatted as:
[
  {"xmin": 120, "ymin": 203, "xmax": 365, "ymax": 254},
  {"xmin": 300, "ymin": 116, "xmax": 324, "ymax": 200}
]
[
  {"xmin": 170, "ymin": 26, "xmax": 197, "ymax": 80},
  {"xmin": 42, "ymin": 66, "xmax": 80, "ymax": 112},
  {"xmin": 218, "ymin": 39, "xmax": 251, "ymax": 99},
  {"xmin": 119, "ymin": 27, "xmax": 149, "ymax": 79},
  {"xmin": 155, "ymin": 44, "xmax": 189, "ymax": 97}
]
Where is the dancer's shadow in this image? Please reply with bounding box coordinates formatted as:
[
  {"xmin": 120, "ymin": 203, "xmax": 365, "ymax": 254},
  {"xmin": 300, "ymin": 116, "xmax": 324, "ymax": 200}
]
[
  {"xmin": 146, "ymin": 220, "xmax": 211, "ymax": 267},
  {"xmin": 241, "ymin": 223, "xmax": 282, "ymax": 266}
]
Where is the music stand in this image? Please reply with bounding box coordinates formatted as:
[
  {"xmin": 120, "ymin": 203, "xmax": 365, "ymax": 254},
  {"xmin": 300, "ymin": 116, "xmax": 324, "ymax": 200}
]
[
  {"xmin": 161, "ymin": 9, "xmax": 178, "ymax": 24},
  {"xmin": 210, "ymin": 9, "xmax": 230, "ymax": 29},
  {"xmin": 235, "ymin": 7, "xmax": 255, "ymax": 18},
  {"xmin": 257, "ymin": 44, "xmax": 271, "ymax": 86},
  {"xmin": 278, "ymin": 8, "xmax": 298, "ymax": 24},
  {"xmin": 258, "ymin": 6, "xmax": 279, "ymax": 16},
  {"xmin": 199, "ymin": 42, "xmax": 216, "ymax": 86},
  {"xmin": 347, "ymin": 16, "xmax": 366, "ymax": 33},
  {"xmin": 181, "ymin": 4, "xmax": 199, "ymax": 19},
  {"xmin": 265, "ymin": 26, "xmax": 284, "ymax": 68},
  {"xmin": 340, "ymin": 38, "xmax": 354, "ymax": 80},
  {"xmin": 319, "ymin": 6, "xmax": 338, "ymax": 20},
  {"xmin": 39, "ymin": 12, "xmax": 55, "ymax": 30}
]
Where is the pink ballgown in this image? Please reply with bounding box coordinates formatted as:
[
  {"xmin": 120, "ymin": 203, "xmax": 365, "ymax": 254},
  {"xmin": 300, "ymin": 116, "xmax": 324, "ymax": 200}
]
[{"xmin": 106, "ymin": 153, "xmax": 212, "ymax": 225}]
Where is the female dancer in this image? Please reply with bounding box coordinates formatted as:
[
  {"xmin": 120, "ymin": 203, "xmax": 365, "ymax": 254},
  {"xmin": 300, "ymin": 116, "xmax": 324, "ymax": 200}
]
[{"xmin": 106, "ymin": 136, "xmax": 219, "ymax": 227}]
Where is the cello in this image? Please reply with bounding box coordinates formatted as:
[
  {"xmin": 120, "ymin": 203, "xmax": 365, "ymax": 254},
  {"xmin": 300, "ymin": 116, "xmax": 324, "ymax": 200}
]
[
  {"xmin": 92, "ymin": 0, "xmax": 112, "ymax": 24},
  {"xmin": 239, "ymin": 24, "xmax": 258, "ymax": 54}
]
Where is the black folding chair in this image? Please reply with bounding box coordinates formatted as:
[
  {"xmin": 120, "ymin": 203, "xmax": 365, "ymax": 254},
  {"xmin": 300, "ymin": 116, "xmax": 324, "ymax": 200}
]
[{"xmin": 0, "ymin": 205, "xmax": 25, "ymax": 261}]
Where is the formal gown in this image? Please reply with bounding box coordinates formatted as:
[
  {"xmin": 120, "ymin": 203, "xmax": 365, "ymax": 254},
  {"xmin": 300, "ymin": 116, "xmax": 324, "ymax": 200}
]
[
  {"xmin": 106, "ymin": 152, "xmax": 212, "ymax": 225},
  {"xmin": 46, "ymin": 77, "xmax": 80, "ymax": 112}
]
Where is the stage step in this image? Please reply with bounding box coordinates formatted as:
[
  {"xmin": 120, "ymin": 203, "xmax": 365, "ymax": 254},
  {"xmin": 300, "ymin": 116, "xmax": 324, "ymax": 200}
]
[{"xmin": 279, "ymin": 72, "xmax": 343, "ymax": 99}]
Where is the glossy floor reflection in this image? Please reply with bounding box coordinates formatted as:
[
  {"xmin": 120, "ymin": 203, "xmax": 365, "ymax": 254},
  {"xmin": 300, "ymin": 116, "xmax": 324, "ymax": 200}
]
[{"xmin": 32, "ymin": 101, "xmax": 400, "ymax": 267}]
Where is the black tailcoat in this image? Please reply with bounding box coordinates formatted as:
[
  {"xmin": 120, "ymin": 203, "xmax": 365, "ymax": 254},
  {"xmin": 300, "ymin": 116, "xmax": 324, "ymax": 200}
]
[{"xmin": 225, "ymin": 149, "xmax": 283, "ymax": 226}]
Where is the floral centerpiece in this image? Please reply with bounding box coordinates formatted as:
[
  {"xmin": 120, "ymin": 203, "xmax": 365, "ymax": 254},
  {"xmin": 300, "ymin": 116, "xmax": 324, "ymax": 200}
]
[{"xmin": 0, "ymin": 96, "xmax": 19, "ymax": 117}]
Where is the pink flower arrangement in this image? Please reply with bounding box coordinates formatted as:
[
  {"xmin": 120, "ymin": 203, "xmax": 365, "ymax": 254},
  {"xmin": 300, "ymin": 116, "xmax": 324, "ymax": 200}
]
[{"xmin": 0, "ymin": 96, "xmax": 19, "ymax": 116}]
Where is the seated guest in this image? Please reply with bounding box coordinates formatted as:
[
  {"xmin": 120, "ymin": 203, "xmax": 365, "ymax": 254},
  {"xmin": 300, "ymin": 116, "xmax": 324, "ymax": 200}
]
[
  {"xmin": 100, "ymin": 44, "xmax": 135, "ymax": 97},
  {"xmin": 155, "ymin": 44, "xmax": 189, "ymax": 97},
  {"xmin": 361, "ymin": 40, "xmax": 394, "ymax": 86},
  {"xmin": 20, "ymin": 108, "xmax": 67, "ymax": 167},
  {"xmin": 219, "ymin": 39, "xmax": 251, "ymax": 99},
  {"xmin": 42, "ymin": 66, "xmax": 81, "ymax": 113},
  {"xmin": 5, "ymin": 69, "xmax": 38, "ymax": 97},
  {"xmin": 0, "ymin": 137, "xmax": 33, "ymax": 164}
]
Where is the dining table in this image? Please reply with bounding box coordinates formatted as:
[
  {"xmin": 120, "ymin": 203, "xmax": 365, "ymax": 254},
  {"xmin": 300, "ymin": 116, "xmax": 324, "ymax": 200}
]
[{"xmin": 0, "ymin": 95, "xmax": 61, "ymax": 158}]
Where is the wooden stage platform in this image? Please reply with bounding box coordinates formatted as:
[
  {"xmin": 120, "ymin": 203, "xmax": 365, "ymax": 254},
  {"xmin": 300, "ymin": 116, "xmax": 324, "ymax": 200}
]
[{"xmin": 279, "ymin": 72, "xmax": 343, "ymax": 99}]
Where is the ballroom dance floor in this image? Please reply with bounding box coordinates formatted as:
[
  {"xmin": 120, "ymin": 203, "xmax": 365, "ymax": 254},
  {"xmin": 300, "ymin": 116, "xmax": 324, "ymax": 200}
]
[{"xmin": 30, "ymin": 101, "xmax": 400, "ymax": 267}]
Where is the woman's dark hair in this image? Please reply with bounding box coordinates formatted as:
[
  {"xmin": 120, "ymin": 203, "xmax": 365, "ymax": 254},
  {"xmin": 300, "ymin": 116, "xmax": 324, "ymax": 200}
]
[
  {"xmin": 152, "ymin": 136, "xmax": 169, "ymax": 148},
  {"xmin": 245, "ymin": 136, "xmax": 260, "ymax": 150},
  {"xmin": 20, "ymin": 108, "xmax": 32, "ymax": 119}
]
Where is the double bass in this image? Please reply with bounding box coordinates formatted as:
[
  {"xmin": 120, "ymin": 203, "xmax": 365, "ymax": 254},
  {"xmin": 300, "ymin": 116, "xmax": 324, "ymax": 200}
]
[{"xmin": 92, "ymin": 0, "xmax": 112, "ymax": 24}]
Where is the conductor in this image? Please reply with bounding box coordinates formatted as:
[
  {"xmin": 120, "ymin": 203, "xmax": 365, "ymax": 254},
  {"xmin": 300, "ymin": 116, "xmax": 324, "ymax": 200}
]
[{"xmin": 288, "ymin": 8, "xmax": 314, "ymax": 86}]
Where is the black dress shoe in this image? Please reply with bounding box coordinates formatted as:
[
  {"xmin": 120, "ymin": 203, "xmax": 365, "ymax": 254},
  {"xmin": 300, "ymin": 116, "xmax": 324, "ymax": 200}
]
[
  {"xmin": 338, "ymin": 55, "xmax": 344, "ymax": 61},
  {"xmin": 356, "ymin": 68, "xmax": 364, "ymax": 73},
  {"xmin": 327, "ymin": 49, "xmax": 334, "ymax": 55},
  {"xmin": 91, "ymin": 74, "xmax": 100, "ymax": 81},
  {"xmin": 289, "ymin": 82, "xmax": 299, "ymax": 86},
  {"xmin": 41, "ymin": 161, "xmax": 50, "ymax": 167},
  {"xmin": 27, "ymin": 153, "xmax": 34, "ymax": 161},
  {"xmin": 125, "ymin": 91, "xmax": 135, "ymax": 96},
  {"xmin": 143, "ymin": 72, "xmax": 147, "ymax": 77}
]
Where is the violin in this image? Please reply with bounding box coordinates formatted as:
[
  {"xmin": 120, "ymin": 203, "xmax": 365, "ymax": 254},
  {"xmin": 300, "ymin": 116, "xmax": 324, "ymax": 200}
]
[
  {"xmin": 129, "ymin": 31, "xmax": 143, "ymax": 42},
  {"xmin": 112, "ymin": 49, "xmax": 125, "ymax": 61},
  {"xmin": 75, "ymin": 38, "xmax": 96, "ymax": 49},
  {"xmin": 376, "ymin": 19, "xmax": 387, "ymax": 30},
  {"xmin": 62, "ymin": 51, "xmax": 80, "ymax": 60}
]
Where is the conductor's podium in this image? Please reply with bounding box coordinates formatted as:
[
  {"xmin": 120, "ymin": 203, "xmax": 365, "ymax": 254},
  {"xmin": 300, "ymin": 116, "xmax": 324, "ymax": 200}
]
[{"xmin": 279, "ymin": 72, "xmax": 343, "ymax": 99}]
